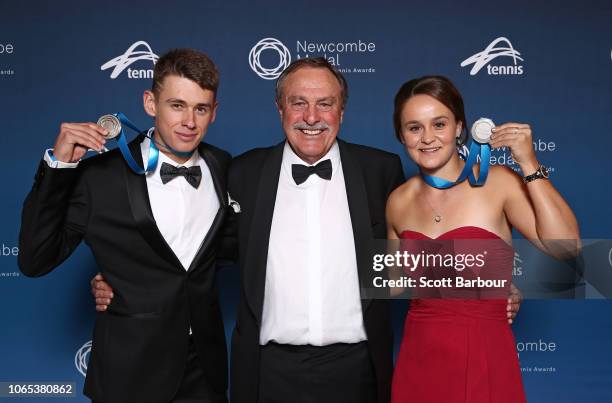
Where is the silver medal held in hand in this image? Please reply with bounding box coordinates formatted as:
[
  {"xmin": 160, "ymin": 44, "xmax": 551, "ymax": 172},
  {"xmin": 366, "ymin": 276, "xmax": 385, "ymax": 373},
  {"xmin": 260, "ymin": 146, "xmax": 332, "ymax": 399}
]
[
  {"xmin": 97, "ymin": 114, "xmax": 121, "ymax": 139},
  {"xmin": 471, "ymin": 118, "xmax": 495, "ymax": 144}
]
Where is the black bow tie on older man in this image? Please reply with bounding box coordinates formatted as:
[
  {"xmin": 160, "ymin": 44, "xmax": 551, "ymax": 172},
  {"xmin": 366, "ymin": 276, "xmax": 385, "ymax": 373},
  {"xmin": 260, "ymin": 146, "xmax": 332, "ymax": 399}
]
[
  {"xmin": 291, "ymin": 159, "xmax": 332, "ymax": 185},
  {"xmin": 160, "ymin": 162, "xmax": 202, "ymax": 188}
]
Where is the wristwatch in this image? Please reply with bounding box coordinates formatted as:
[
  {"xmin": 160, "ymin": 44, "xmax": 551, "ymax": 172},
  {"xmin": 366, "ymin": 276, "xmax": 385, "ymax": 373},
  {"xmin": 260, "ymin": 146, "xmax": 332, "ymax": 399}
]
[{"xmin": 523, "ymin": 165, "xmax": 550, "ymax": 183}]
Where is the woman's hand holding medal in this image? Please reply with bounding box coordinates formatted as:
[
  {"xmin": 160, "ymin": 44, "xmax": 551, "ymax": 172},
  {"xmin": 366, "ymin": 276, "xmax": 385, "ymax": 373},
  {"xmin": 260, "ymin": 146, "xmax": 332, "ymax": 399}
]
[{"xmin": 490, "ymin": 122, "xmax": 539, "ymax": 173}]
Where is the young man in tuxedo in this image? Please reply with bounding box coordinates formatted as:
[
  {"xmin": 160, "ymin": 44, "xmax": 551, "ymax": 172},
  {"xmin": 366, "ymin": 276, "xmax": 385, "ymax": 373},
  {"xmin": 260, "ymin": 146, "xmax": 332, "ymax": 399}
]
[{"xmin": 19, "ymin": 49, "xmax": 230, "ymax": 403}]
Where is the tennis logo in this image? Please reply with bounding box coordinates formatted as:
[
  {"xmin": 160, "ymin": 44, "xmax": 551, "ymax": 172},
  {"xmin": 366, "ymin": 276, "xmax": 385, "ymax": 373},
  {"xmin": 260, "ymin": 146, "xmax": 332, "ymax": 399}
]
[
  {"xmin": 101, "ymin": 40, "xmax": 159, "ymax": 79},
  {"xmin": 461, "ymin": 37, "xmax": 524, "ymax": 76},
  {"xmin": 75, "ymin": 340, "xmax": 92, "ymax": 377},
  {"xmin": 249, "ymin": 38, "xmax": 291, "ymax": 80}
]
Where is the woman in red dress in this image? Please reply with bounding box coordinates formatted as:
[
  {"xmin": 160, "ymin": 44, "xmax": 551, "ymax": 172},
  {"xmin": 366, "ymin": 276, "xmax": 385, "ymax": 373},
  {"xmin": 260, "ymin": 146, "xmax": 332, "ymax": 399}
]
[{"xmin": 386, "ymin": 76, "xmax": 580, "ymax": 403}]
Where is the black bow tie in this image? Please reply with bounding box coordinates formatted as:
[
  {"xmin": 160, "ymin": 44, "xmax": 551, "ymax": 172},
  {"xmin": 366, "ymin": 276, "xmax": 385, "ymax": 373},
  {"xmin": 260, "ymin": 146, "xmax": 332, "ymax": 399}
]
[
  {"xmin": 291, "ymin": 159, "xmax": 332, "ymax": 185},
  {"xmin": 160, "ymin": 162, "xmax": 202, "ymax": 188}
]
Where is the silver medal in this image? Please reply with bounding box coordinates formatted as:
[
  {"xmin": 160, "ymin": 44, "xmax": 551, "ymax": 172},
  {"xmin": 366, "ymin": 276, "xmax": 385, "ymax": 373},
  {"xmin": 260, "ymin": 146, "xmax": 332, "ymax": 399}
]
[
  {"xmin": 97, "ymin": 114, "xmax": 121, "ymax": 139},
  {"xmin": 471, "ymin": 118, "xmax": 495, "ymax": 144}
]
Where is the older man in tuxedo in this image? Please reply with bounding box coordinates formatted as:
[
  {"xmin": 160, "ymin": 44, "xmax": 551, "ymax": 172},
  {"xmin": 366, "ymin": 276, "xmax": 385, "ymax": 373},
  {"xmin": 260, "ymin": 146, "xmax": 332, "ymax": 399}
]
[{"xmin": 225, "ymin": 58, "xmax": 404, "ymax": 403}]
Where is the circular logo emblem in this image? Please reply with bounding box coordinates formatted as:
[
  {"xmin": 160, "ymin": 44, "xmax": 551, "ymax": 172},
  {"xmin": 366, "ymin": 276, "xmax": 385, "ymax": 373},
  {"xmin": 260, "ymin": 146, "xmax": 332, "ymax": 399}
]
[
  {"xmin": 249, "ymin": 38, "xmax": 291, "ymax": 80},
  {"xmin": 608, "ymin": 247, "xmax": 612, "ymax": 267},
  {"xmin": 75, "ymin": 340, "xmax": 92, "ymax": 377}
]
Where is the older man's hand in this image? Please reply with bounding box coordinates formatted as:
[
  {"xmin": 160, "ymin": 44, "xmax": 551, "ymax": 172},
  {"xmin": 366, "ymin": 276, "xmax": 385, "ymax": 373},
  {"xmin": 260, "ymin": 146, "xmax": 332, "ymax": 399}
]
[{"xmin": 91, "ymin": 273, "xmax": 114, "ymax": 312}]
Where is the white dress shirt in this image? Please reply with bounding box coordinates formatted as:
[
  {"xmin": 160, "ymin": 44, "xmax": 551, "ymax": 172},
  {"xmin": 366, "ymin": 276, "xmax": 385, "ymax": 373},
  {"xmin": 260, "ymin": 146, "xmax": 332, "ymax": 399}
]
[
  {"xmin": 140, "ymin": 137, "xmax": 219, "ymax": 270},
  {"xmin": 260, "ymin": 141, "xmax": 367, "ymax": 346},
  {"xmin": 44, "ymin": 137, "xmax": 219, "ymax": 270}
]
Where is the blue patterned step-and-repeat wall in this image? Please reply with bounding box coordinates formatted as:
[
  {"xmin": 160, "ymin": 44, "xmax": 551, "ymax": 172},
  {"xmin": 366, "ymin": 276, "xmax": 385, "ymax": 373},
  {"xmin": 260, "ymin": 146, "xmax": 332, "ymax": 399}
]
[{"xmin": 1, "ymin": 1, "xmax": 611, "ymax": 401}]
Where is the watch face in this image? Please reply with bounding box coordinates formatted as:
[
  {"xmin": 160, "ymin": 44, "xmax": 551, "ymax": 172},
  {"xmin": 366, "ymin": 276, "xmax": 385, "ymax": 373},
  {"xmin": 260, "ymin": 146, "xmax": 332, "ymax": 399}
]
[{"xmin": 539, "ymin": 166, "xmax": 550, "ymax": 178}]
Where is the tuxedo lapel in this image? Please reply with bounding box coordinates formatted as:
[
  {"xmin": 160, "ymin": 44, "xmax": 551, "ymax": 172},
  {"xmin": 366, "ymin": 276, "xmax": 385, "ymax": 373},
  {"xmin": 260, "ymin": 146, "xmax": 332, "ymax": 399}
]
[
  {"xmin": 187, "ymin": 143, "xmax": 227, "ymax": 272},
  {"xmin": 124, "ymin": 135, "xmax": 184, "ymax": 269},
  {"xmin": 244, "ymin": 142, "xmax": 284, "ymax": 325},
  {"xmin": 338, "ymin": 139, "xmax": 374, "ymax": 312}
]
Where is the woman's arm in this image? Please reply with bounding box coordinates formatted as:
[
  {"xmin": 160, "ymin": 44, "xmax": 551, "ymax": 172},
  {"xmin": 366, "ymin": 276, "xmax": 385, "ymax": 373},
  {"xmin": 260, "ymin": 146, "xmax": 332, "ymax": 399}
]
[{"xmin": 490, "ymin": 122, "xmax": 580, "ymax": 257}]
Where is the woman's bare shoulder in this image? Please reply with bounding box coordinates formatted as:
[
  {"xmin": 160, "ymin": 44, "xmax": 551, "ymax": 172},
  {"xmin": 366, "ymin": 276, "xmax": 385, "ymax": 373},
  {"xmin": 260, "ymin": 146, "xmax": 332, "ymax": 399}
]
[{"xmin": 387, "ymin": 176, "xmax": 421, "ymax": 209}]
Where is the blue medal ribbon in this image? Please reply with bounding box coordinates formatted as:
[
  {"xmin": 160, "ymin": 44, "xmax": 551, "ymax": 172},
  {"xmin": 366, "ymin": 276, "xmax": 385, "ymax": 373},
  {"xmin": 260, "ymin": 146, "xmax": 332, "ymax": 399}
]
[
  {"xmin": 114, "ymin": 112, "xmax": 159, "ymax": 174},
  {"xmin": 53, "ymin": 112, "xmax": 195, "ymax": 174},
  {"xmin": 421, "ymin": 140, "xmax": 491, "ymax": 189}
]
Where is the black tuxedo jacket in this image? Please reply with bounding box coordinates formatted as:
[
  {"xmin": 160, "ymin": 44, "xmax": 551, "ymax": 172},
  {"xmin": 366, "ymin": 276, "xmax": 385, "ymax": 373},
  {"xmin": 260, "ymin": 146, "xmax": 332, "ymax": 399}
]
[
  {"xmin": 18, "ymin": 136, "xmax": 231, "ymax": 403},
  {"xmin": 225, "ymin": 139, "xmax": 405, "ymax": 403}
]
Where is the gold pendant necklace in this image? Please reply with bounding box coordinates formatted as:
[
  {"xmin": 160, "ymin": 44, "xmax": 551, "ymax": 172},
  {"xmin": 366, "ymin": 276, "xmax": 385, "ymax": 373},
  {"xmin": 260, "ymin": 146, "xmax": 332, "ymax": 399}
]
[
  {"xmin": 423, "ymin": 192, "xmax": 443, "ymax": 224},
  {"xmin": 421, "ymin": 162, "xmax": 464, "ymax": 223}
]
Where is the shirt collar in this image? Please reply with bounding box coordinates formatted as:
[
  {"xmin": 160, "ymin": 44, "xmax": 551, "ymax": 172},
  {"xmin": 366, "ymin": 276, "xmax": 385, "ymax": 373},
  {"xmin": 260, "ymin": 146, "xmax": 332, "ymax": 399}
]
[
  {"xmin": 283, "ymin": 140, "xmax": 339, "ymax": 165},
  {"xmin": 141, "ymin": 136, "xmax": 202, "ymax": 180}
]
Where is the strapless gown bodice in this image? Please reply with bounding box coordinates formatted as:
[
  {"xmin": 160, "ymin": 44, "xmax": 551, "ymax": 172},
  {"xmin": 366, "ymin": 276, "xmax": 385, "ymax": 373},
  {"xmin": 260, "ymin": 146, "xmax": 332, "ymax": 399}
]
[{"xmin": 391, "ymin": 226, "xmax": 526, "ymax": 403}]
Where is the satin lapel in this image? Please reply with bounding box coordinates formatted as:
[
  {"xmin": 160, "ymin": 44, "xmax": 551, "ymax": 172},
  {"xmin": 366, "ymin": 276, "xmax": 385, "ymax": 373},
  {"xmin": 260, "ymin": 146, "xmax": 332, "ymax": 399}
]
[
  {"xmin": 338, "ymin": 139, "xmax": 374, "ymax": 312},
  {"xmin": 187, "ymin": 143, "xmax": 227, "ymax": 272},
  {"xmin": 124, "ymin": 135, "xmax": 184, "ymax": 269},
  {"xmin": 244, "ymin": 142, "xmax": 284, "ymax": 325}
]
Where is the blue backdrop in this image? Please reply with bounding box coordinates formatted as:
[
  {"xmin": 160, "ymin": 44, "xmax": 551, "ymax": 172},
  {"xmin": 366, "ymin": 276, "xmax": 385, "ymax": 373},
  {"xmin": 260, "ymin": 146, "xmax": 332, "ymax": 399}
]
[{"xmin": 1, "ymin": 0, "xmax": 611, "ymax": 401}]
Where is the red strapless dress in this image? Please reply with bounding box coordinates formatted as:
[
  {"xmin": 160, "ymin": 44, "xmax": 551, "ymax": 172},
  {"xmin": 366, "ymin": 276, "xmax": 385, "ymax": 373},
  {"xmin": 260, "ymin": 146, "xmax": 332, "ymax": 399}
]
[{"xmin": 391, "ymin": 226, "xmax": 526, "ymax": 403}]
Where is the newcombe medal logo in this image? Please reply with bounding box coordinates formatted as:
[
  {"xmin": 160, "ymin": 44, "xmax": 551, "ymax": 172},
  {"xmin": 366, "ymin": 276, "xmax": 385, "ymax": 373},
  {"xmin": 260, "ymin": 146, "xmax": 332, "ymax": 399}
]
[
  {"xmin": 460, "ymin": 37, "xmax": 524, "ymax": 76},
  {"xmin": 249, "ymin": 38, "xmax": 291, "ymax": 80},
  {"xmin": 101, "ymin": 40, "xmax": 159, "ymax": 79},
  {"xmin": 75, "ymin": 340, "xmax": 92, "ymax": 377}
]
